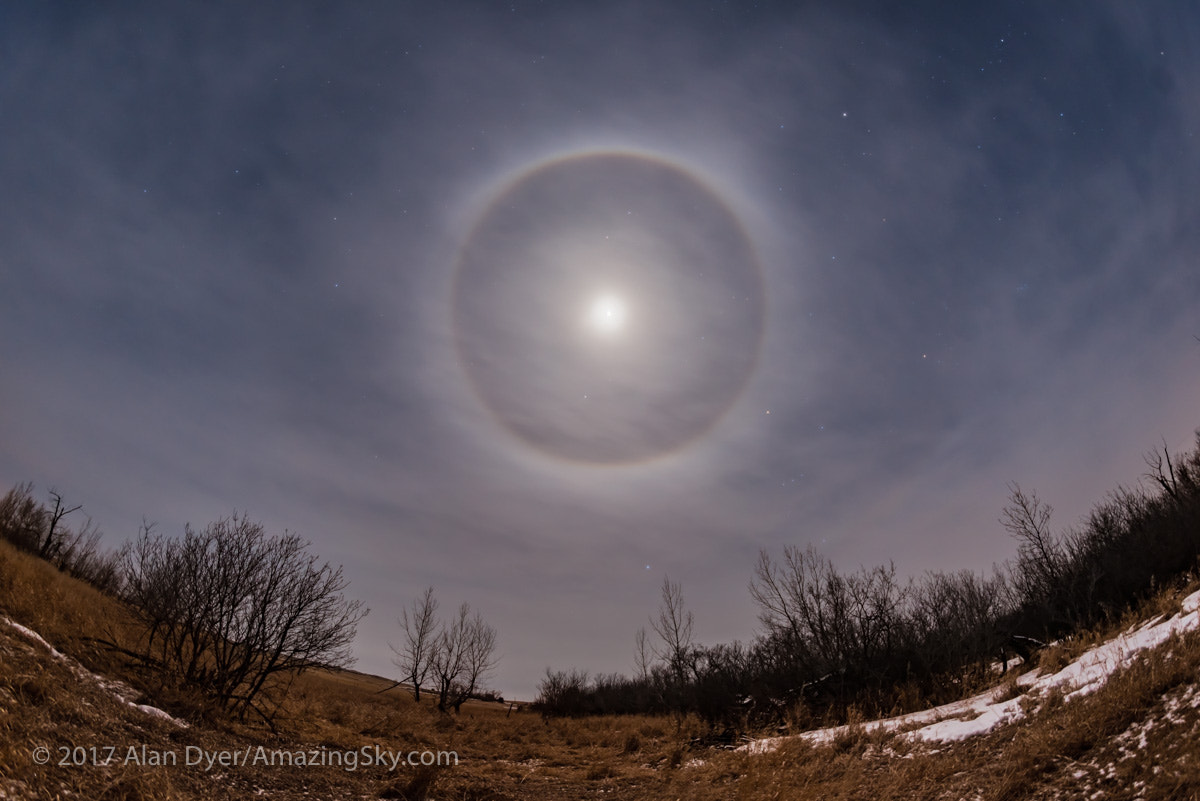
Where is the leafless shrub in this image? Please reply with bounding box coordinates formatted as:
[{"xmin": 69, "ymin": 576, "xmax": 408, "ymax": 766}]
[
  {"xmin": 750, "ymin": 546, "xmax": 910, "ymax": 702},
  {"xmin": 119, "ymin": 514, "xmax": 367, "ymax": 722},
  {"xmin": 0, "ymin": 482, "xmax": 48, "ymax": 553}
]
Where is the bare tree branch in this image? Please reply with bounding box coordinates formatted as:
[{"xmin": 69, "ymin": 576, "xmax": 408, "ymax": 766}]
[
  {"xmin": 390, "ymin": 586, "xmax": 440, "ymax": 702},
  {"xmin": 120, "ymin": 514, "xmax": 367, "ymax": 720},
  {"xmin": 634, "ymin": 626, "xmax": 651, "ymax": 681},
  {"xmin": 651, "ymin": 575, "xmax": 694, "ymax": 687},
  {"xmin": 428, "ymin": 602, "xmax": 498, "ymax": 713}
]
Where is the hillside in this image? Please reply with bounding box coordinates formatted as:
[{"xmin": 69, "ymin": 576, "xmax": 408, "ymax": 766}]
[
  {"xmin": 746, "ymin": 588, "xmax": 1200, "ymax": 750},
  {"xmin": 3, "ymin": 536, "xmax": 1200, "ymax": 800}
]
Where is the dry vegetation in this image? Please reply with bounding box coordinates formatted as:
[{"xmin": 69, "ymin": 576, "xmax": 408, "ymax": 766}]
[{"xmin": 3, "ymin": 536, "xmax": 1200, "ymax": 800}]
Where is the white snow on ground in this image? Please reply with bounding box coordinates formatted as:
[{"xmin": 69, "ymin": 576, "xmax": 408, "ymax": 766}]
[
  {"xmin": 2, "ymin": 616, "xmax": 189, "ymax": 728},
  {"xmin": 3, "ymin": 620, "xmax": 70, "ymax": 662},
  {"xmin": 743, "ymin": 589, "xmax": 1200, "ymax": 753}
]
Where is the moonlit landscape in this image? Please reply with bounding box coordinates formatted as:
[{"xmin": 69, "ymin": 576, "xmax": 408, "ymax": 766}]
[{"xmin": 3, "ymin": 0, "xmax": 1200, "ymax": 712}]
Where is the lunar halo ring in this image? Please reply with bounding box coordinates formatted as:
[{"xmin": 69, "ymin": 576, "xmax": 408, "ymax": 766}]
[{"xmin": 451, "ymin": 149, "xmax": 765, "ymax": 467}]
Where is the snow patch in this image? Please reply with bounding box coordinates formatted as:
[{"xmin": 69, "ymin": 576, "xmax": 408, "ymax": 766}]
[
  {"xmin": 2, "ymin": 617, "xmax": 188, "ymax": 728},
  {"xmin": 3, "ymin": 620, "xmax": 69, "ymax": 662},
  {"xmin": 742, "ymin": 589, "xmax": 1200, "ymax": 752}
]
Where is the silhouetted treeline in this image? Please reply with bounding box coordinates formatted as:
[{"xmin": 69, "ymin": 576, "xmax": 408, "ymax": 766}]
[
  {"xmin": 1002, "ymin": 436, "xmax": 1200, "ymax": 643},
  {"xmin": 540, "ymin": 565, "xmax": 1008, "ymax": 730},
  {"xmin": 537, "ymin": 430, "xmax": 1200, "ymax": 731},
  {"xmin": 0, "ymin": 482, "xmax": 121, "ymax": 592}
]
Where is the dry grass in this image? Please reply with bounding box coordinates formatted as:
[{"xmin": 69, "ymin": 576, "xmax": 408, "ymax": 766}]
[
  {"xmin": 3, "ymin": 537, "xmax": 1200, "ymax": 800},
  {"xmin": 980, "ymin": 625, "xmax": 1200, "ymax": 800},
  {"xmin": 0, "ymin": 537, "xmax": 136, "ymax": 673}
]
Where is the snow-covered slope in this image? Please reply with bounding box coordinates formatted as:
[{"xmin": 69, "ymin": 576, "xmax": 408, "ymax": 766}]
[{"xmin": 744, "ymin": 589, "xmax": 1200, "ymax": 753}]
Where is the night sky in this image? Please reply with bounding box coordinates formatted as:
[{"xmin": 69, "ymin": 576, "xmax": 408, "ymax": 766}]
[{"xmin": 2, "ymin": 2, "xmax": 1198, "ymax": 700}]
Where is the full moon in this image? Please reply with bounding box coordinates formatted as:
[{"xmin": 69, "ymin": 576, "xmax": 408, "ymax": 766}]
[
  {"xmin": 452, "ymin": 150, "xmax": 764, "ymax": 465},
  {"xmin": 585, "ymin": 293, "xmax": 627, "ymax": 336}
]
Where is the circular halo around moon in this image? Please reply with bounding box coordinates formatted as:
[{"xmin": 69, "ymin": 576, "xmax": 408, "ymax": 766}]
[{"xmin": 452, "ymin": 150, "xmax": 765, "ymax": 465}]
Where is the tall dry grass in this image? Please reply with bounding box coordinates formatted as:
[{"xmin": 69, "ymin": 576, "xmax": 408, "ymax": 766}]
[{"xmin": 0, "ymin": 538, "xmax": 138, "ymax": 677}]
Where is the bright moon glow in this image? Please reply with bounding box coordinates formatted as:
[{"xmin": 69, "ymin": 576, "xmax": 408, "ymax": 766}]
[
  {"xmin": 453, "ymin": 151, "xmax": 764, "ymax": 464},
  {"xmin": 585, "ymin": 293, "xmax": 627, "ymax": 335}
]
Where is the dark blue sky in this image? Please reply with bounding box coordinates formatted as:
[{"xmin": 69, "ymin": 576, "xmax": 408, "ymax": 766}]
[{"xmin": 2, "ymin": 2, "xmax": 1198, "ymax": 699}]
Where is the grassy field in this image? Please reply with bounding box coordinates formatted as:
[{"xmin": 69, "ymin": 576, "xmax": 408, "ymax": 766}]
[{"xmin": 2, "ymin": 538, "xmax": 1199, "ymax": 800}]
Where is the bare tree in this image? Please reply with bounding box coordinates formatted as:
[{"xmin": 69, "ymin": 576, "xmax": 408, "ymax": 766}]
[
  {"xmin": 40, "ymin": 489, "xmax": 81, "ymax": 561},
  {"xmin": 749, "ymin": 546, "xmax": 827, "ymax": 675},
  {"xmin": 1001, "ymin": 483, "xmax": 1064, "ymax": 601},
  {"xmin": 634, "ymin": 626, "xmax": 651, "ymax": 681},
  {"xmin": 751, "ymin": 545, "xmax": 911, "ymax": 702},
  {"xmin": 429, "ymin": 602, "xmax": 498, "ymax": 713},
  {"xmin": 458, "ymin": 610, "xmax": 499, "ymax": 712},
  {"xmin": 909, "ymin": 569, "xmax": 1007, "ymax": 677},
  {"xmin": 651, "ymin": 575, "xmax": 694, "ymax": 686},
  {"xmin": 1144, "ymin": 437, "xmax": 1198, "ymax": 505},
  {"xmin": 391, "ymin": 587, "xmax": 440, "ymax": 702},
  {"xmin": 430, "ymin": 605, "xmax": 467, "ymax": 713},
  {"xmin": 1145, "ymin": 439, "xmax": 1182, "ymax": 503}
]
